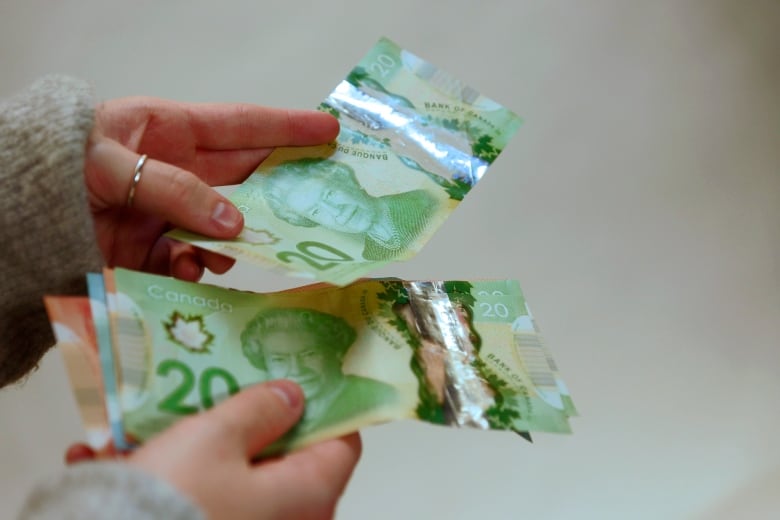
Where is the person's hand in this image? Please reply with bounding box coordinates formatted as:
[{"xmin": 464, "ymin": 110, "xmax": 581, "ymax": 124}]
[
  {"xmin": 85, "ymin": 98, "xmax": 339, "ymax": 281},
  {"xmin": 68, "ymin": 380, "xmax": 362, "ymax": 520}
]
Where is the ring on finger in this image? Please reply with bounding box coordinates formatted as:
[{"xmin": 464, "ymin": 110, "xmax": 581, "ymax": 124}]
[{"xmin": 126, "ymin": 154, "xmax": 148, "ymax": 208}]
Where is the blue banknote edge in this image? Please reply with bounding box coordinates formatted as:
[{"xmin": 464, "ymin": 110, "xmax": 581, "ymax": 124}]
[{"xmin": 87, "ymin": 272, "xmax": 132, "ymax": 451}]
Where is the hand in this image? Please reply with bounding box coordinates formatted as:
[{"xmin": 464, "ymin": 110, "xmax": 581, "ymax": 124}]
[
  {"xmin": 85, "ymin": 98, "xmax": 339, "ymax": 281},
  {"xmin": 67, "ymin": 380, "xmax": 362, "ymax": 520}
]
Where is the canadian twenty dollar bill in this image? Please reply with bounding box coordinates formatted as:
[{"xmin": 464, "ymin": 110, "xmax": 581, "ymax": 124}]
[
  {"xmin": 47, "ymin": 268, "xmax": 575, "ymax": 455},
  {"xmin": 168, "ymin": 37, "xmax": 522, "ymax": 285}
]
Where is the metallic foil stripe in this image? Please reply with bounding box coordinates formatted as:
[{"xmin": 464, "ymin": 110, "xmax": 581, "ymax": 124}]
[
  {"xmin": 403, "ymin": 281, "xmax": 495, "ymax": 428},
  {"xmin": 325, "ymin": 80, "xmax": 488, "ymax": 186}
]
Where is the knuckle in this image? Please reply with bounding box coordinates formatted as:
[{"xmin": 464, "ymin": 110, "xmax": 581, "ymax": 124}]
[{"xmin": 165, "ymin": 167, "xmax": 196, "ymax": 201}]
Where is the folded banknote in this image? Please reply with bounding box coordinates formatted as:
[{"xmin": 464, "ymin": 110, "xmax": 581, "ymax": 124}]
[
  {"xmin": 46, "ymin": 269, "xmax": 575, "ymax": 455},
  {"xmin": 168, "ymin": 37, "xmax": 522, "ymax": 285}
]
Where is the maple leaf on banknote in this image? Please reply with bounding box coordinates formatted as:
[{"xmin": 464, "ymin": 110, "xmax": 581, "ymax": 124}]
[{"xmin": 164, "ymin": 312, "xmax": 214, "ymax": 354}]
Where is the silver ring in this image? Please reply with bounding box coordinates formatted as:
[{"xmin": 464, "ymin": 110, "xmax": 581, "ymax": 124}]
[{"xmin": 127, "ymin": 154, "xmax": 147, "ymax": 208}]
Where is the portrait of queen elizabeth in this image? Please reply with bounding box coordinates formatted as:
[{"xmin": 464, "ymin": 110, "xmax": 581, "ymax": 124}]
[{"xmin": 259, "ymin": 158, "xmax": 439, "ymax": 261}]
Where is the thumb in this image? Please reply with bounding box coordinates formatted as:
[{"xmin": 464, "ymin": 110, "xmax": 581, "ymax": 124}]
[{"xmin": 206, "ymin": 380, "xmax": 305, "ymax": 458}]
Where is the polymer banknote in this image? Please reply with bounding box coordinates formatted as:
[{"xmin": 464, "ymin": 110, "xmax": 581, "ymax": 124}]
[
  {"xmin": 169, "ymin": 37, "xmax": 522, "ymax": 285},
  {"xmin": 49, "ymin": 269, "xmax": 575, "ymax": 454}
]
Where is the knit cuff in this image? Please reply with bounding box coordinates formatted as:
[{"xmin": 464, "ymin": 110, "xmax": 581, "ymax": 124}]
[
  {"xmin": 0, "ymin": 75, "xmax": 103, "ymax": 387},
  {"xmin": 18, "ymin": 462, "xmax": 204, "ymax": 520}
]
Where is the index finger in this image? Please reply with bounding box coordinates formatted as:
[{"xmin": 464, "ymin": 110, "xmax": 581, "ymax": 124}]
[{"xmin": 184, "ymin": 103, "xmax": 340, "ymax": 150}]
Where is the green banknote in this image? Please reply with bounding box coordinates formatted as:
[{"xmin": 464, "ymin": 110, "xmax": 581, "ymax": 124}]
[
  {"xmin": 168, "ymin": 37, "xmax": 522, "ymax": 285},
  {"xmin": 70, "ymin": 268, "xmax": 575, "ymax": 454}
]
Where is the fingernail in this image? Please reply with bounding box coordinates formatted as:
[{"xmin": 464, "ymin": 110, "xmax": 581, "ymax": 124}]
[
  {"xmin": 269, "ymin": 381, "xmax": 302, "ymax": 409},
  {"xmin": 211, "ymin": 201, "xmax": 241, "ymax": 230}
]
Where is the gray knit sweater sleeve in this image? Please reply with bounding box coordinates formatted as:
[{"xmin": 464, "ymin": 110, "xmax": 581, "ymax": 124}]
[
  {"xmin": 19, "ymin": 463, "xmax": 204, "ymax": 520},
  {"xmin": 1, "ymin": 77, "xmax": 204, "ymax": 520},
  {"xmin": 0, "ymin": 75, "xmax": 102, "ymax": 388}
]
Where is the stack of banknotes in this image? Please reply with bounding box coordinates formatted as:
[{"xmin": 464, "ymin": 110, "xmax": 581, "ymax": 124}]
[{"xmin": 46, "ymin": 37, "xmax": 576, "ymax": 454}]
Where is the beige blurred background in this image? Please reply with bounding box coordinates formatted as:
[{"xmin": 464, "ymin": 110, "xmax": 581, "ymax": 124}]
[{"xmin": 1, "ymin": 0, "xmax": 778, "ymax": 518}]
